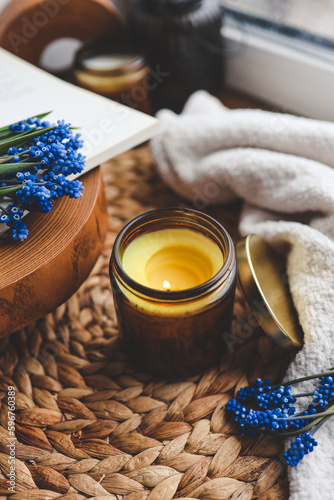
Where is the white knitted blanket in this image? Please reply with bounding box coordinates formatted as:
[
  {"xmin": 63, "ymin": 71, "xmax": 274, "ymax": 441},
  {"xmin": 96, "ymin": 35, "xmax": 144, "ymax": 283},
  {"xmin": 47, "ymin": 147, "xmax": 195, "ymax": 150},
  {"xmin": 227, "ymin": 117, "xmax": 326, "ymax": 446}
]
[{"xmin": 151, "ymin": 91, "xmax": 334, "ymax": 500}]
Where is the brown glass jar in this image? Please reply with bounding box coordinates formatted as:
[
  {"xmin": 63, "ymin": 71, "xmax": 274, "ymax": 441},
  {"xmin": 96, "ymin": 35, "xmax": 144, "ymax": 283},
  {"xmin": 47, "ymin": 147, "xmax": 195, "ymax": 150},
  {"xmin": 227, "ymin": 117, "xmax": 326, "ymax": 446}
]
[
  {"xmin": 109, "ymin": 208, "xmax": 237, "ymax": 378},
  {"xmin": 73, "ymin": 39, "xmax": 151, "ymax": 114}
]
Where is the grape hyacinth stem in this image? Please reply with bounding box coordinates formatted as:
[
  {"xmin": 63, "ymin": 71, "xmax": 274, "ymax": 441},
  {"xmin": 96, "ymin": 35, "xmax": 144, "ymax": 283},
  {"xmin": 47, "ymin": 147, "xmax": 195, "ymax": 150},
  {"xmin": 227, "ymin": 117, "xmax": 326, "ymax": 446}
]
[
  {"xmin": 283, "ymin": 402, "xmax": 334, "ymax": 437},
  {"xmin": 273, "ymin": 367, "xmax": 334, "ymax": 389},
  {"xmin": 0, "ymin": 185, "xmax": 22, "ymax": 197},
  {"xmin": 0, "ymin": 162, "xmax": 40, "ymax": 175},
  {"xmin": 292, "ymin": 392, "xmax": 314, "ymax": 398},
  {"xmin": 284, "ymin": 410, "xmax": 334, "ymax": 421}
]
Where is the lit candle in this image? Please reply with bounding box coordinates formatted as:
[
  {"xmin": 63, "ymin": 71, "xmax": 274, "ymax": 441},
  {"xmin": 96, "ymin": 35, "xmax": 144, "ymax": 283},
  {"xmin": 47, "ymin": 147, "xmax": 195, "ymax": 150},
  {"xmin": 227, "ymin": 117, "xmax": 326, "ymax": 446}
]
[
  {"xmin": 110, "ymin": 209, "xmax": 237, "ymax": 377},
  {"xmin": 122, "ymin": 228, "xmax": 224, "ymax": 292},
  {"xmin": 163, "ymin": 280, "xmax": 171, "ymax": 291}
]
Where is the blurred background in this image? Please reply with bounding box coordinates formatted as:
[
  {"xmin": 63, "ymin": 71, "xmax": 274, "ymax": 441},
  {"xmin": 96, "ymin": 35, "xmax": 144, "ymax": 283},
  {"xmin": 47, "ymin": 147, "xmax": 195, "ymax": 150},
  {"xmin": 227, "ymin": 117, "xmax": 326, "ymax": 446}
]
[{"xmin": 1, "ymin": 0, "xmax": 333, "ymax": 118}]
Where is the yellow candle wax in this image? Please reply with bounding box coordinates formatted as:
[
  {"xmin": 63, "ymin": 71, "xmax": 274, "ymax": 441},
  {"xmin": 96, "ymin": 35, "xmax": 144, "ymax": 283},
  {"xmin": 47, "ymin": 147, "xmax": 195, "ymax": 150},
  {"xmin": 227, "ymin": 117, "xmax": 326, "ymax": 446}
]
[{"xmin": 121, "ymin": 228, "xmax": 224, "ymax": 292}]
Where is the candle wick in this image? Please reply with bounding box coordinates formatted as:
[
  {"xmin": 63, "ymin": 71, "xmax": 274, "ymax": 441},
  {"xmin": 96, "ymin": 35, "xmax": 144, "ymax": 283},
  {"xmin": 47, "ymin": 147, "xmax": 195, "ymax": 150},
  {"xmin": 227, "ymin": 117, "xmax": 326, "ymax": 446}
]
[{"xmin": 163, "ymin": 280, "xmax": 171, "ymax": 292}]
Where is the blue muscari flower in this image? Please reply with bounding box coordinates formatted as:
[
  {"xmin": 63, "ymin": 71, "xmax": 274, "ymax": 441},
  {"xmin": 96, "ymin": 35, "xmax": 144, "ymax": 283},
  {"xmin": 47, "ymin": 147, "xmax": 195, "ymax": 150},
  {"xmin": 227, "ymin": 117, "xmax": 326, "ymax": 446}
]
[
  {"xmin": 16, "ymin": 172, "xmax": 24, "ymax": 181},
  {"xmin": 29, "ymin": 145, "xmax": 44, "ymax": 158},
  {"xmin": 237, "ymin": 379, "xmax": 296, "ymax": 410},
  {"xmin": 26, "ymin": 117, "xmax": 50, "ymax": 127},
  {"xmin": 6, "ymin": 147, "xmax": 19, "ymax": 155},
  {"xmin": 313, "ymin": 376, "xmax": 334, "ymax": 410},
  {"xmin": 9, "ymin": 121, "xmax": 31, "ymax": 132},
  {"xmin": 0, "ymin": 213, "xmax": 9, "ymax": 223},
  {"xmin": 226, "ymin": 398, "xmax": 306, "ymax": 436},
  {"xmin": 237, "ymin": 379, "xmax": 296, "ymax": 409},
  {"xmin": 45, "ymin": 174, "xmax": 83, "ymax": 200},
  {"xmin": 237, "ymin": 378, "xmax": 271, "ymax": 400},
  {"xmin": 227, "ymin": 375, "xmax": 325, "ymax": 469},
  {"xmin": 55, "ymin": 119, "xmax": 72, "ymax": 138},
  {"xmin": 1, "ymin": 114, "xmax": 85, "ymax": 241},
  {"xmin": 16, "ymin": 181, "xmax": 53, "ymax": 213},
  {"xmin": 26, "ymin": 127, "xmax": 85, "ymax": 177},
  {"xmin": 20, "ymin": 172, "xmax": 38, "ymax": 182},
  {"xmin": 14, "ymin": 169, "xmax": 38, "ymax": 183},
  {"xmin": 229, "ymin": 377, "xmax": 319, "ymax": 436},
  {"xmin": 0, "ymin": 204, "xmax": 28, "ymax": 241},
  {"xmin": 66, "ymin": 132, "xmax": 84, "ymax": 150},
  {"xmin": 228, "ymin": 371, "xmax": 334, "ymax": 469},
  {"xmin": 284, "ymin": 433, "xmax": 318, "ymax": 467}
]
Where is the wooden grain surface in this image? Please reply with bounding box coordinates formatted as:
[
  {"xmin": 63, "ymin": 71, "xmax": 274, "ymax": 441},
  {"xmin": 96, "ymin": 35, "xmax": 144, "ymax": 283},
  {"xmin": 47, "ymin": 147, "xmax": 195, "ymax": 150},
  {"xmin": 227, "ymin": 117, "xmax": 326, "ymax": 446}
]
[{"xmin": 0, "ymin": 167, "xmax": 108, "ymax": 338}]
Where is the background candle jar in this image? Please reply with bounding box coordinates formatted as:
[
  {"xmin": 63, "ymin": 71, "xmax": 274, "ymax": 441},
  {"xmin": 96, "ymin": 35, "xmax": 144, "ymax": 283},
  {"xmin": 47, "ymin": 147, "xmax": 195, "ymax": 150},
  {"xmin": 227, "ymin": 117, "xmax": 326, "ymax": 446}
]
[
  {"xmin": 109, "ymin": 208, "xmax": 237, "ymax": 378},
  {"xmin": 73, "ymin": 38, "xmax": 151, "ymax": 114}
]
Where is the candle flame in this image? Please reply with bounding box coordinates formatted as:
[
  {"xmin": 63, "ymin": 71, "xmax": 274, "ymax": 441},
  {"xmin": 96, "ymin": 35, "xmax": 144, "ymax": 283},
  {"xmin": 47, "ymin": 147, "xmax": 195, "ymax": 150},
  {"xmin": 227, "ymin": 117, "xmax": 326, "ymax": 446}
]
[{"xmin": 163, "ymin": 280, "xmax": 171, "ymax": 291}]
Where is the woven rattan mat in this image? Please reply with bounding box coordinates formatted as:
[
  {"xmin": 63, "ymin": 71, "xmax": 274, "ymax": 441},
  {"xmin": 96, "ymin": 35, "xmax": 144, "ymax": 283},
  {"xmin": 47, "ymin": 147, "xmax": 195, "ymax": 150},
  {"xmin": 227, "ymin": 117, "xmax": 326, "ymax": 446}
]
[{"xmin": 0, "ymin": 145, "xmax": 291, "ymax": 500}]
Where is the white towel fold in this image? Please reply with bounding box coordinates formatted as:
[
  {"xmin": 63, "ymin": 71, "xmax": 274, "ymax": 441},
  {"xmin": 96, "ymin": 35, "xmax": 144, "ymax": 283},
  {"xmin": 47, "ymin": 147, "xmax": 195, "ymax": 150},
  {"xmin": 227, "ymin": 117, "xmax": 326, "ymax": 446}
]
[{"xmin": 151, "ymin": 91, "xmax": 334, "ymax": 500}]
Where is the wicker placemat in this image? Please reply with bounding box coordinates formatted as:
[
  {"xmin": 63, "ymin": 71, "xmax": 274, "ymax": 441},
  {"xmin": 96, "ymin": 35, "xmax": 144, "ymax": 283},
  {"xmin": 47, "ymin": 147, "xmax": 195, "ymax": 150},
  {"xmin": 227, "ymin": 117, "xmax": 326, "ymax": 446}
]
[{"xmin": 0, "ymin": 145, "xmax": 290, "ymax": 500}]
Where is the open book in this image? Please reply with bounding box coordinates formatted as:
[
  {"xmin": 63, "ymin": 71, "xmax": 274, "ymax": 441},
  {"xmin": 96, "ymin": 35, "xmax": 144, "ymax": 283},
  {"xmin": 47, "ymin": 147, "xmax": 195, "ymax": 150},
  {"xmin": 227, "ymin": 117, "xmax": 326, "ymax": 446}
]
[{"xmin": 0, "ymin": 48, "xmax": 160, "ymax": 173}]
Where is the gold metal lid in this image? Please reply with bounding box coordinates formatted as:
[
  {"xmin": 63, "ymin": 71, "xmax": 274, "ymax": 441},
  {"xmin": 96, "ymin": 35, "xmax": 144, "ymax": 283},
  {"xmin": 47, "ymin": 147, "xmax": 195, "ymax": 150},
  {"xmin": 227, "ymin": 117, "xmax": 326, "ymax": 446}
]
[{"xmin": 236, "ymin": 234, "xmax": 303, "ymax": 351}]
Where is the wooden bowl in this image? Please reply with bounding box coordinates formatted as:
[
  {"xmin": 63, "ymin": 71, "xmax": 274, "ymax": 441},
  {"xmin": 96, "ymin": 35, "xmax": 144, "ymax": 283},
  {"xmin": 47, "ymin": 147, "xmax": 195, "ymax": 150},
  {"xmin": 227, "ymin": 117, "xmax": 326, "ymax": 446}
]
[{"xmin": 0, "ymin": 167, "xmax": 108, "ymax": 338}]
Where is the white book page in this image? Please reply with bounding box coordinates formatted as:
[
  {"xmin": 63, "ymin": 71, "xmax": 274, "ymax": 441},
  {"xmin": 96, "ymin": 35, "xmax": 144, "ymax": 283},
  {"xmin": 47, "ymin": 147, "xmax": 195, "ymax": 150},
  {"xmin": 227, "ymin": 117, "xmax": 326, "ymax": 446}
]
[
  {"xmin": 0, "ymin": 48, "xmax": 160, "ymax": 173},
  {"xmin": 0, "ymin": 48, "xmax": 160, "ymax": 237}
]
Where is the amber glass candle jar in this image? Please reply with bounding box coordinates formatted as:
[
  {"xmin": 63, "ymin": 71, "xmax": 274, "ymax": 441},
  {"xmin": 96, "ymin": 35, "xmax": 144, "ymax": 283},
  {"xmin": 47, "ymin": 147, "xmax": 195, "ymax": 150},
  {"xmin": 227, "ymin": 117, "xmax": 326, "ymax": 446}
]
[
  {"xmin": 109, "ymin": 208, "xmax": 236, "ymax": 377},
  {"xmin": 73, "ymin": 39, "xmax": 151, "ymax": 114}
]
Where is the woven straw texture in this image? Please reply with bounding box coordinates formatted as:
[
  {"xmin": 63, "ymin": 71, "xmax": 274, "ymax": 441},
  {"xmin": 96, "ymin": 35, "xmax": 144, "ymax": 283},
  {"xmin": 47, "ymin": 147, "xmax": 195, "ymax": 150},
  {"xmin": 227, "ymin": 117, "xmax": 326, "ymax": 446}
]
[{"xmin": 0, "ymin": 145, "xmax": 290, "ymax": 500}]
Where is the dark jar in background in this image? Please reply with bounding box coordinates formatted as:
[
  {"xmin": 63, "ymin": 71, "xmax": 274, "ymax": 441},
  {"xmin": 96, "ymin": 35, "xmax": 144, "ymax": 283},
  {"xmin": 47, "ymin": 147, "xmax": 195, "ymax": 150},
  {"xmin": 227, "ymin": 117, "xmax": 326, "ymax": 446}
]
[
  {"xmin": 109, "ymin": 208, "xmax": 237, "ymax": 378},
  {"xmin": 73, "ymin": 38, "xmax": 151, "ymax": 114},
  {"xmin": 128, "ymin": 0, "xmax": 224, "ymax": 113}
]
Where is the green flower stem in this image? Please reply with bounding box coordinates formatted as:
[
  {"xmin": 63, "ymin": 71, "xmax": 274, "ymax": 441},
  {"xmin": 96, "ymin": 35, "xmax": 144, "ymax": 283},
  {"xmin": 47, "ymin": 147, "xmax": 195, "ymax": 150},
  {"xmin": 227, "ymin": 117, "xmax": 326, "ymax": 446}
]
[
  {"xmin": 0, "ymin": 129, "xmax": 31, "ymax": 140},
  {"xmin": 0, "ymin": 132, "xmax": 12, "ymax": 141},
  {"xmin": 0, "ymin": 150, "xmax": 30, "ymax": 164},
  {"xmin": 284, "ymin": 410, "xmax": 334, "ymax": 421},
  {"xmin": 0, "ymin": 156, "xmax": 11, "ymax": 164},
  {"xmin": 309, "ymin": 410, "xmax": 333, "ymax": 435},
  {"xmin": 293, "ymin": 392, "xmax": 314, "ymax": 398},
  {"xmin": 0, "ymin": 162, "xmax": 41, "ymax": 175},
  {"xmin": 0, "ymin": 128, "xmax": 31, "ymax": 143},
  {"xmin": 281, "ymin": 402, "xmax": 334, "ymax": 437},
  {"xmin": 1, "ymin": 157, "xmax": 17, "ymax": 165},
  {"xmin": 273, "ymin": 367, "xmax": 334, "ymax": 389},
  {"xmin": 0, "ymin": 185, "xmax": 23, "ymax": 197}
]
